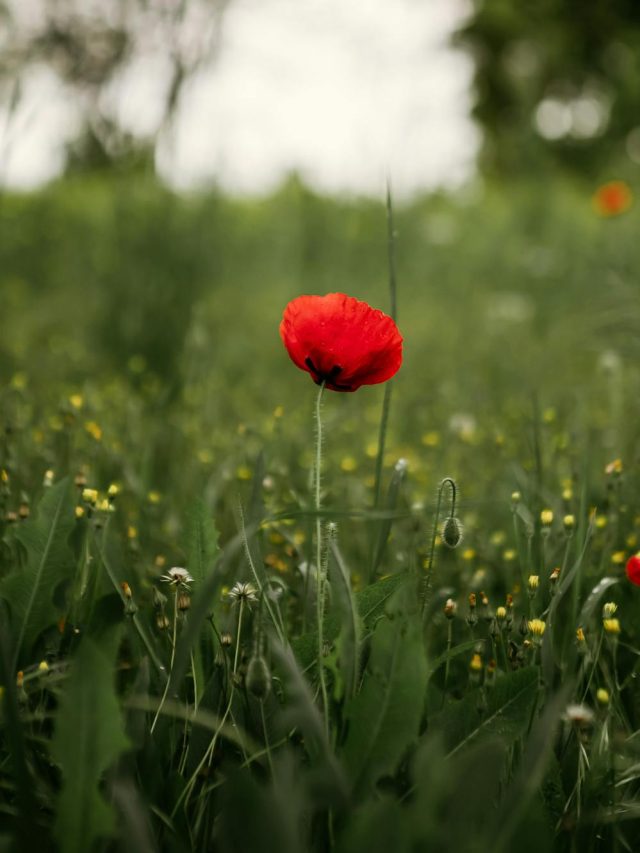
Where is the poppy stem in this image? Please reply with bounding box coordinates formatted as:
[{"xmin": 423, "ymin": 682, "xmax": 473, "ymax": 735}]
[
  {"xmin": 421, "ymin": 477, "xmax": 457, "ymax": 618},
  {"xmin": 314, "ymin": 381, "xmax": 329, "ymax": 733}
]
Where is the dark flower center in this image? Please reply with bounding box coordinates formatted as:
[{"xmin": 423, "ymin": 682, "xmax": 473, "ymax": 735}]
[{"xmin": 304, "ymin": 357, "xmax": 352, "ymax": 390}]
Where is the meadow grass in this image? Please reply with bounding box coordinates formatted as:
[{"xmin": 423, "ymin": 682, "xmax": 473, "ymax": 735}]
[{"xmin": 1, "ymin": 175, "xmax": 640, "ymax": 851}]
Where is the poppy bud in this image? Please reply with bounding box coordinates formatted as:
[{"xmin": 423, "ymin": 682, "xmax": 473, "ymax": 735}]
[
  {"xmin": 246, "ymin": 655, "xmax": 271, "ymax": 701},
  {"xmin": 441, "ymin": 516, "xmax": 463, "ymax": 549}
]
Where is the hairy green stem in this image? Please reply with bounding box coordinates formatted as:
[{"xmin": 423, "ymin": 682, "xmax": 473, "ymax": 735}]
[{"xmin": 314, "ymin": 382, "xmax": 329, "ymax": 733}]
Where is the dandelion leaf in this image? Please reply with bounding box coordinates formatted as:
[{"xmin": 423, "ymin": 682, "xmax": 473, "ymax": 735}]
[
  {"xmin": 0, "ymin": 478, "xmax": 75, "ymax": 662},
  {"xmin": 439, "ymin": 666, "xmax": 538, "ymax": 756},
  {"xmin": 51, "ymin": 633, "xmax": 129, "ymax": 853},
  {"xmin": 342, "ymin": 614, "xmax": 427, "ymax": 795}
]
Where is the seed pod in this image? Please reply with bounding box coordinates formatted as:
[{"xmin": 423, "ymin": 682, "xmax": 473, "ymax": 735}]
[
  {"xmin": 441, "ymin": 516, "xmax": 463, "ymax": 549},
  {"xmin": 177, "ymin": 592, "xmax": 191, "ymax": 612},
  {"xmin": 246, "ymin": 655, "xmax": 271, "ymax": 701}
]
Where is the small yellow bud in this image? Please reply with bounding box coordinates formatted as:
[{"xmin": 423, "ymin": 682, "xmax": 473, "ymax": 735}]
[
  {"xmin": 84, "ymin": 421, "xmax": 103, "ymax": 441},
  {"xmin": 69, "ymin": 394, "xmax": 83, "ymax": 409},
  {"xmin": 495, "ymin": 606, "xmax": 507, "ymax": 622},
  {"xmin": 16, "ymin": 671, "xmax": 24, "ymax": 688},
  {"xmin": 107, "ymin": 483, "xmax": 120, "ymax": 498},
  {"xmin": 596, "ymin": 688, "xmax": 610, "ymax": 707},
  {"xmin": 511, "ymin": 491, "xmax": 521, "ymax": 504},
  {"xmin": 469, "ymin": 653, "xmax": 483, "ymax": 672},
  {"xmin": 43, "ymin": 469, "xmax": 55, "ymax": 487},
  {"xmin": 563, "ymin": 514, "xmax": 575, "ymax": 531},
  {"xmin": 602, "ymin": 602, "xmax": 618, "ymax": 618},
  {"xmin": 540, "ymin": 509, "xmax": 554, "ymax": 526},
  {"xmin": 528, "ymin": 619, "xmax": 546, "ymax": 637},
  {"xmin": 443, "ymin": 598, "xmax": 457, "ymax": 619},
  {"xmin": 576, "ymin": 627, "xmax": 586, "ymax": 643},
  {"xmin": 611, "ymin": 551, "xmax": 626, "ymax": 565},
  {"xmin": 38, "ymin": 660, "xmax": 49, "ymax": 673},
  {"xmin": 528, "ymin": 574, "xmax": 540, "ymax": 592},
  {"xmin": 603, "ymin": 618, "xmax": 621, "ymax": 635},
  {"xmin": 82, "ymin": 488, "xmax": 98, "ymax": 505},
  {"xmin": 605, "ymin": 459, "xmax": 623, "ymax": 476},
  {"xmin": 75, "ymin": 506, "xmax": 85, "ymax": 519}
]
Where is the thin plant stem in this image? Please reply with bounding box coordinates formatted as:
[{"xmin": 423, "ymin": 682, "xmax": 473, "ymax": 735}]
[
  {"xmin": 371, "ymin": 184, "xmax": 398, "ymax": 553},
  {"xmin": 233, "ymin": 599, "xmax": 245, "ymax": 676},
  {"xmin": 260, "ymin": 703, "xmax": 274, "ymax": 778},
  {"xmin": 173, "ymin": 596, "xmax": 246, "ymax": 817},
  {"xmin": 314, "ymin": 382, "xmax": 329, "ymax": 734},
  {"xmin": 443, "ymin": 620, "xmax": 453, "ymax": 704},
  {"xmin": 150, "ymin": 585, "xmax": 179, "ymax": 735},
  {"xmin": 422, "ymin": 477, "xmax": 457, "ymax": 616}
]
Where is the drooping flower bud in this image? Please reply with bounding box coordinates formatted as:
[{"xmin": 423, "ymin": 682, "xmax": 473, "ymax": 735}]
[
  {"xmin": 441, "ymin": 516, "xmax": 463, "ymax": 549},
  {"xmin": 246, "ymin": 655, "xmax": 271, "ymax": 701}
]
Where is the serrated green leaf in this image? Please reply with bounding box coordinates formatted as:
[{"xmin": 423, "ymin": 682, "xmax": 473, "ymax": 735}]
[
  {"xmin": 51, "ymin": 633, "xmax": 130, "ymax": 853},
  {"xmin": 292, "ymin": 573, "xmax": 408, "ymax": 672},
  {"xmin": 342, "ymin": 614, "xmax": 427, "ymax": 795},
  {"xmin": 184, "ymin": 499, "xmax": 220, "ymax": 587},
  {"xmin": 439, "ymin": 667, "xmax": 539, "ymax": 757},
  {"xmin": 0, "ymin": 478, "xmax": 75, "ymax": 665}
]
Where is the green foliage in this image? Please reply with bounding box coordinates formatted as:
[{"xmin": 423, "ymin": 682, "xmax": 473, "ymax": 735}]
[
  {"xmin": 438, "ymin": 667, "xmax": 539, "ymax": 756},
  {"xmin": 0, "ymin": 478, "xmax": 75, "ymax": 665},
  {"xmin": 185, "ymin": 499, "xmax": 220, "ymax": 586},
  {"xmin": 455, "ymin": 0, "xmax": 640, "ymax": 177},
  {"xmin": 1, "ymin": 177, "xmax": 640, "ymax": 851},
  {"xmin": 342, "ymin": 614, "xmax": 427, "ymax": 795},
  {"xmin": 51, "ymin": 632, "xmax": 130, "ymax": 853}
]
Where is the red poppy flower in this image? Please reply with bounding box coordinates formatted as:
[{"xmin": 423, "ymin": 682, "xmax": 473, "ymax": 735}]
[
  {"xmin": 592, "ymin": 181, "xmax": 633, "ymax": 217},
  {"xmin": 280, "ymin": 293, "xmax": 402, "ymax": 392},
  {"xmin": 626, "ymin": 553, "xmax": 640, "ymax": 586}
]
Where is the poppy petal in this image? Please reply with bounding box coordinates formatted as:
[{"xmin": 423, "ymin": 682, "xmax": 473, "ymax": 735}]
[{"xmin": 280, "ymin": 293, "xmax": 403, "ymax": 392}]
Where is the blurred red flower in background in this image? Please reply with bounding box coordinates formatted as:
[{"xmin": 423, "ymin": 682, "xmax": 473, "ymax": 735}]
[
  {"xmin": 626, "ymin": 554, "xmax": 640, "ymax": 586},
  {"xmin": 593, "ymin": 181, "xmax": 633, "ymax": 217},
  {"xmin": 280, "ymin": 292, "xmax": 402, "ymax": 392}
]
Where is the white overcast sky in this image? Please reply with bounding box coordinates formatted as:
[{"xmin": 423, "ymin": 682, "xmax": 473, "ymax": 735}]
[{"xmin": 0, "ymin": 0, "xmax": 479, "ymax": 196}]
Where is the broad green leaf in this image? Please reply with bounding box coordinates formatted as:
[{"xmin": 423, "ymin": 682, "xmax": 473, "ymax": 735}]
[
  {"xmin": 292, "ymin": 572, "xmax": 408, "ymax": 672},
  {"xmin": 439, "ymin": 666, "xmax": 539, "ymax": 757},
  {"xmin": 51, "ymin": 633, "xmax": 130, "ymax": 853},
  {"xmin": 336, "ymin": 797, "xmax": 411, "ymax": 853},
  {"xmin": 184, "ymin": 499, "xmax": 220, "ymax": 586},
  {"xmin": 215, "ymin": 760, "xmax": 307, "ymax": 853},
  {"xmin": 0, "ymin": 478, "xmax": 75, "ymax": 665},
  {"xmin": 342, "ymin": 614, "xmax": 427, "ymax": 795}
]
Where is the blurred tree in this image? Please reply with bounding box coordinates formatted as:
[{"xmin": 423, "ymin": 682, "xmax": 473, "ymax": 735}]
[
  {"xmin": 455, "ymin": 0, "xmax": 640, "ymax": 178},
  {"xmin": 0, "ymin": 0, "xmax": 231, "ymax": 174}
]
